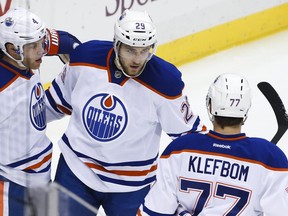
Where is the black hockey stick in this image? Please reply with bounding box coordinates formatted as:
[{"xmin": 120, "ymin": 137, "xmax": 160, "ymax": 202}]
[{"xmin": 257, "ymin": 82, "xmax": 288, "ymax": 144}]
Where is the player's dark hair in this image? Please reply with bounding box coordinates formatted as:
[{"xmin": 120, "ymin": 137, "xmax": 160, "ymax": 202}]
[{"xmin": 214, "ymin": 116, "xmax": 243, "ymax": 129}]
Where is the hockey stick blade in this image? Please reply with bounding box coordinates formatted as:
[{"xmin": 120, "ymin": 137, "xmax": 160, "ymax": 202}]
[{"xmin": 257, "ymin": 82, "xmax": 288, "ymax": 144}]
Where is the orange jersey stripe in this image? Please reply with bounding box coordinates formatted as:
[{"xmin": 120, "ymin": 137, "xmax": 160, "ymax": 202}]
[
  {"xmin": 85, "ymin": 163, "xmax": 158, "ymax": 177},
  {"xmin": 161, "ymin": 149, "xmax": 288, "ymax": 171},
  {"xmin": 24, "ymin": 153, "xmax": 52, "ymax": 171},
  {"xmin": 69, "ymin": 62, "xmax": 108, "ymax": 70},
  {"xmin": 208, "ymin": 132, "xmax": 246, "ymax": 141},
  {"xmin": 134, "ymin": 78, "xmax": 182, "ymax": 99}
]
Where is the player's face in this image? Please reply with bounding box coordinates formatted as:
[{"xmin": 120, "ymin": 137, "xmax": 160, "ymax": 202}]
[
  {"xmin": 118, "ymin": 44, "xmax": 152, "ymax": 77},
  {"xmin": 22, "ymin": 37, "xmax": 46, "ymax": 70}
]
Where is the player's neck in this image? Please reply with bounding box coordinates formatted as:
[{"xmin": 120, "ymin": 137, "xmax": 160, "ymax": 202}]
[{"xmin": 213, "ymin": 123, "xmax": 242, "ymax": 135}]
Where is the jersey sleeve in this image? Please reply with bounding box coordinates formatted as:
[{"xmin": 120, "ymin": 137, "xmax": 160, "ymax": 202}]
[
  {"xmin": 158, "ymin": 90, "xmax": 206, "ymax": 140},
  {"xmin": 139, "ymin": 153, "xmax": 180, "ymax": 215},
  {"xmin": 136, "ymin": 56, "xmax": 206, "ymax": 139},
  {"xmin": 259, "ymin": 147, "xmax": 288, "ymax": 215},
  {"xmin": 260, "ymin": 170, "xmax": 288, "ymax": 215},
  {"xmin": 46, "ymin": 29, "xmax": 81, "ymax": 55},
  {"xmin": 45, "ymin": 64, "xmax": 75, "ymax": 122},
  {"xmin": 45, "ymin": 29, "xmax": 81, "ymax": 63}
]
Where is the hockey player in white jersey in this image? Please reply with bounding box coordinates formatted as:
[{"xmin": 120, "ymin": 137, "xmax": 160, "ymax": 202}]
[
  {"xmin": 138, "ymin": 73, "xmax": 288, "ymax": 216},
  {"xmin": 0, "ymin": 7, "xmax": 80, "ymax": 215},
  {"xmin": 45, "ymin": 9, "xmax": 206, "ymax": 216}
]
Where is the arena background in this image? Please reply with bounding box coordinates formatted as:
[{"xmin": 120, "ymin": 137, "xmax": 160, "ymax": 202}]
[
  {"xmin": 2, "ymin": 0, "xmax": 288, "ymax": 190},
  {"xmin": 1, "ymin": 1, "xmax": 288, "ymax": 214},
  {"xmin": 1, "ymin": 0, "xmax": 288, "ymax": 83}
]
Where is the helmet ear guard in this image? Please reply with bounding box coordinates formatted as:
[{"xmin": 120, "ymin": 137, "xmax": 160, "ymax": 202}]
[{"xmin": 206, "ymin": 73, "xmax": 252, "ymax": 120}]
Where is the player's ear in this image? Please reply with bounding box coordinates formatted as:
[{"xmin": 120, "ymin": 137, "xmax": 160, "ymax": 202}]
[{"xmin": 6, "ymin": 43, "xmax": 20, "ymax": 57}]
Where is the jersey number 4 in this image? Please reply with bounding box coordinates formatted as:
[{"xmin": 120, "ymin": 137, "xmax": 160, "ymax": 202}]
[{"xmin": 180, "ymin": 178, "xmax": 251, "ymax": 215}]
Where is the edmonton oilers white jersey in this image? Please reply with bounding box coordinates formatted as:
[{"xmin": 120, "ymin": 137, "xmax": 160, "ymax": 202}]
[
  {"xmin": 46, "ymin": 40, "xmax": 206, "ymax": 192},
  {"xmin": 0, "ymin": 59, "xmax": 52, "ymax": 187},
  {"xmin": 139, "ymin": 130, "xmax": 288, "ymax": 216}
]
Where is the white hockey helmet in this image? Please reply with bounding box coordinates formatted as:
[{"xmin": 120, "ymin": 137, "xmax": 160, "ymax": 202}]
[
  {"xmin": 0, "ymin": 7, "xmax": 46, "ymax": 66},
  {"xmin": 113, "ymin": 9, "xmax": 157, "ymax": 77},
  {"xmin": 206, "ymin": 73, "xmax": 252, "ymax": 119}
]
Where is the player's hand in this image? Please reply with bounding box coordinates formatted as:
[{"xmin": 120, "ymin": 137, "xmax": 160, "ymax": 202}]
[{"xmin": 58, "ymin": 54, "xmax": 70, "ymax": 64}]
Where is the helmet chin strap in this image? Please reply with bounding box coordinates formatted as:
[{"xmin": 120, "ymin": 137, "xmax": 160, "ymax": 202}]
[
  {"xmin": 207, "ymin": 109, "xmax": 215, "ymax": 122},
  {"xmin": 3, "ymin": 49, "xmax": 27, "ymax": 69},
  {"xmin": 114, "ymin": 56, "xmax": 147, "ymax": 78},
  {"xmin": 206, "ymin": 102, "xmax": 214, "ymax": 122},
  {"xmin": 114, "ymin": 56, "xmax": 130, "ymax": 77}
]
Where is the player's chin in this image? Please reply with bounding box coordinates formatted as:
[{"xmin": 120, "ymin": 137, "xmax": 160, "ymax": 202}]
[
  {"xmin": 127, "ymin": 67, "xmax": 141, "ymax": 76},
  {"xmin": 31, "ymin": 59, "xmax": 43, "ymax": 69}
]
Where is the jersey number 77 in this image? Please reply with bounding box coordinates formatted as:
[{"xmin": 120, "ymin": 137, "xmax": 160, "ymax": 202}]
[{"xmin": 180, "ymin": 177, "xmax": 251, "ymax": 215}]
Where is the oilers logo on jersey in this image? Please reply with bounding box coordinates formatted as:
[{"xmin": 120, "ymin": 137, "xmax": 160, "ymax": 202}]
[
  {"xmin": 82, "ymin": 93, "xmax": 128, "ymax": 142},
  {"xmin": 30, "ymin": 82, "xmax": 46, "ymax": 130}
]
